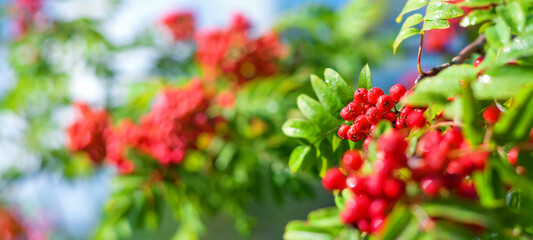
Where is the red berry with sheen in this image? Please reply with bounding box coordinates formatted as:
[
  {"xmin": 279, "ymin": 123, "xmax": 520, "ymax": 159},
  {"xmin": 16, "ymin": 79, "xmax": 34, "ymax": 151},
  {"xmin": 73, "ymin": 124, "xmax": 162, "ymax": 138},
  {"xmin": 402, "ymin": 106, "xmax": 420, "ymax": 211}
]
[
  {"xmin": 342, "ymin": 150, "xmax": 364, "ymax": 171},
  {"xmin": 390, "ymin": 84, "xmax": 407, "ymax": 102},
  {"xmin": 354, "ymin": 88, "xmax": 368, "ymax": 103},
  {"xmin": 348, "ymin": 126, "xmax": 363, "ymax": 142},
  {"xmin": 370, "ymin": 216, "xmax": 385, "ymax": 233},
  {"xmin": 474, "ymin": 56, "xmax": 484, "ymax": 67},
  {"xmin": 482, "ymin": 104, "xmax": 501, "ymax": 124},
  {"xmin": 376, "ymin": 95, "xmax": 395, "ymax": 111},
  {"xmin": 508, "ymin": 147, "xmax": 519, "ymax": 166},
  {"xmin": 369, "ymin": 199, "xmax": 388, "ymax": 217},
  {"xmin": 338, "ymin": 125, "xmax": 350, "ymax": 140},
  {"xmin": 406, "ymin": 111, "xmax": 426, "ymax": 128},
  {"xmin": 367, "ymin": 87, "xmax": 384, "ymax": 105},
  {"xmin": 346, "ymin": 175, "xmax": 366, "ymax": 194},
  {"xmin": 366, "ymin": 107, "xmax": 382, "ymax": 124},
  {"xmin": 354, "ymin": 115, "xmax": 372, "ymax": 133},
  {"xmin": 322, "ymin": 168, "xmax": 346, "ymax": 191},
  {"xmin": 421, "ymin": 177, "xmax": 443, "ymax": 197},
  {"xmin": 340, "ymin": 107, "xmax": 356, "ymax": 121},
  {"xmin": 383, "ymin": 178, "xmax": 405, "ymax": 200},
  {"xmin": 357, "ymin": 219, "xmax": 370, "ymax": 233}
]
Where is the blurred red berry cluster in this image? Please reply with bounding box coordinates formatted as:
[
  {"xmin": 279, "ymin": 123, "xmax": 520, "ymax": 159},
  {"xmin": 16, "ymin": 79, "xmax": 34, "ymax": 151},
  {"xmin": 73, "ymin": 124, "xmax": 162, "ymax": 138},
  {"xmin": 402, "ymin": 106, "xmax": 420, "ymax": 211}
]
[
  {"xmin": 68, "ymin": 81, "xmax": 217, "ymax": 174},
  {"xmin": 67, "ymin": 103, "xmax": 109, "ymax": 164},
  {"xmin": 160, "ymin": 11, "xmax": 195, "ymax": 42},
  {"xmin": 12, "ymin": 0, "xmax": 44, "ymax": 37},
  {"xmin": 195, "ymin": 14, "xmax": 285, "ymax": 84},
  {"xmin": 0, "ymin": 207, "xmax": 25, "ymax": 240}
]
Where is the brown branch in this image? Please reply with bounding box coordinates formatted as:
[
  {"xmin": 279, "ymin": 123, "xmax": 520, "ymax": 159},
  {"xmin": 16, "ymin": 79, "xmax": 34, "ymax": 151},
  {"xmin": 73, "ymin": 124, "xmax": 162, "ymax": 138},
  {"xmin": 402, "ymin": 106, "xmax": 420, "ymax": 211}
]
[
  {"xmin": 417, "ymin": 32, "xmax": 426, "ymax": 75},
  {"xmin": 415, "ymin": 34, "xmax": 486, "ymax": 84}
]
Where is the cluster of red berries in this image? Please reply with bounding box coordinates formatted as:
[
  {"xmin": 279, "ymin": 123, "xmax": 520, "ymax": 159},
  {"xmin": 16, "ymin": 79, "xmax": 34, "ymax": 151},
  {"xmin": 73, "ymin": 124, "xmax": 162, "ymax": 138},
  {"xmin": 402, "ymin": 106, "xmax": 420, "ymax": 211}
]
[
  {"xmin": 67, "ymin": 103, "xmax": 109, "ymax": 163},
  {"xmin": 323, "ymin": 130, "xmax": 409, "ymax": 233},
  {"xmin": 0, "ymin": 207, "xmax": 25, "ymax": 240},
  {"xmin": 337, "ymin": 84, "xmax": 407, "ymax": 142},
  {"xmin": 68, "ymin": 81, "xmax": 217, "ymax": 174},
  {"xmin": 324, "ymin": 125, "xmax": 491, "ymax": 232},
  {"xmin": 411, "ymin": 127, "xmax": 483, "ymax": 199},
  {"xmin": 195, "ymin": 13, "xmax": 284, "ymax": 84},
  {"xmin": 160, "ymin": 11, "xmax": 195, "ymax": 42}
]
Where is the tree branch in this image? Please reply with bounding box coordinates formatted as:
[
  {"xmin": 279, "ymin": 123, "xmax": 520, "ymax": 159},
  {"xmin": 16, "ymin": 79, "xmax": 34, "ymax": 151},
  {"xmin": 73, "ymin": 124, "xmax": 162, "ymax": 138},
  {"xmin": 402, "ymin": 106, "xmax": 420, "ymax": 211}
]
[{"xmin": 415, "ymin": 34, "xmax": 486, "ymax": 84}]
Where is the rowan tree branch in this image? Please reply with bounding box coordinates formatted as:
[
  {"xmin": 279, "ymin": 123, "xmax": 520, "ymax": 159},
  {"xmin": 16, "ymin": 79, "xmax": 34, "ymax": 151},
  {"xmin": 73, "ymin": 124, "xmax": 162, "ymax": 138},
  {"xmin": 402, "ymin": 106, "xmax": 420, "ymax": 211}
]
[{"xmin": 415, "ymin": 34, "xmax": 486, "ymax": 84}]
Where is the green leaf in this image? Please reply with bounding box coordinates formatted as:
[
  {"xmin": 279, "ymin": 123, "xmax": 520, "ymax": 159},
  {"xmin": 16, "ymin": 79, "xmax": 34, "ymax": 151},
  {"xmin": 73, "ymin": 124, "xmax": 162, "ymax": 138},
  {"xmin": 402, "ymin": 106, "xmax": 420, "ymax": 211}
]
[
  {"xmin": 472, "ymin": 66, "xmax": 533, "ymax": 100},
  {"xmin": 472, "ymin": 168, "xmax": 506, "ymax": 208},
  {"xmin": 422, "ymin": 202, "xmax": 498, "ymax": 228},
  {"xmin": 496, "ymin": 2, "xmax": 525, "ymax": 34},
  {"xmin": 283, "ymin": 221, "xmax": 334, "ymax": 240},
  {"xmin": 396, "ymin": 0, "xmax": 428, "ymax": 23},
  {"xmin": 459, "ymin": 9, "xmax": 493, "ymax": 28},
  {"xmin": 499, "ymin": 32, "xmax": 533, "ymax": 61},
  {"xmin": 289, "ymin": 145, "xmax": 313, "ymax": 173},
  {"xmin": 357, "ymin": 64, "xmax": 372, "ymax": 90},
  {"xmin": 415, "ymin": 65, "xmax": 477, "ymax": 98},
  {"xmin": 393, "ymin": 28, "xmax": 420, "ymax": 54},
  {"xmin": 297, "ymin": 94, "xmax": 339, "ymax": 129},
  {"xmin": 493, "ymin": 85, "xmax": 533, "ymax": 144},
  {"xmin": 393, "ymin": 14, "xmax": 424, "ymax": 53},
  {"xmin": 422, "ymin": 19, "xmax": 450, "ymax": 31},
  {"xmin": 425, "ymin": 1, "xmax": 465, "ymax": 21},
  {"xmin": 462, "ymin": 0, "xmax": 501, "ymax": 7},
  {"xmin": 380, "ymin": 205, "xmax": 413, "ymax": 240},
  {"xmin": 324, "ymin": 68, "xmax": 354, "ymax": 105},
  {"xmin": 484, "ymin": 18, "xmax": 511, "ymax": 48},
  {"xmin": 307, "ymin": 207, "xmax": 343, "ymax": 229},
  {"xmin": 461, "ymin": 83, "xmax": 484, "ymax": 145},
  {"xmin": 403, "ymin": 91, "xmax": 448, "ymax": 106},
  {"xmin": 311, "ymin": 75, "xmax": 344, "ymax": 116},
  {"xmin": 282, "ymin": 119, "xmax": 321, "ymax": 142}
]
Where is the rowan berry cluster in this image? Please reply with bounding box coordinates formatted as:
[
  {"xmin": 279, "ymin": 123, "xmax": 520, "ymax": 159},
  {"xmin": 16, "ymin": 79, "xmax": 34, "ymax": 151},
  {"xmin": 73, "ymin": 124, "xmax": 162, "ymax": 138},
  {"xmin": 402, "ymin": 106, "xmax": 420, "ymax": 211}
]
[
  {"xmin": 67, "ymin": 103, "xmax": 110, "ymax": 163},
  {"xmin": 337, "ymin": 84, "xmax": 407, "ymax": 142},
  {"xmin": 323, "ymin": 130, "xmax": 408, "ymax": 233},
  {"xmin": 324, "ymin": 125, "xmax": 492, "ymax": 233},
  {"xmin": 195, "ymin": 14, "xmax": 284, "ymax": 84},
  {"xmin": 160, "ymin": 11, "xmax": 195, "ymax": 42},
  {"xmin": 13, "ymin": 0, "xmax": 44, "ymax": 36},
  {"xmin": 68, "ymin": 81, "xmax": 217, "ymax": 174}
]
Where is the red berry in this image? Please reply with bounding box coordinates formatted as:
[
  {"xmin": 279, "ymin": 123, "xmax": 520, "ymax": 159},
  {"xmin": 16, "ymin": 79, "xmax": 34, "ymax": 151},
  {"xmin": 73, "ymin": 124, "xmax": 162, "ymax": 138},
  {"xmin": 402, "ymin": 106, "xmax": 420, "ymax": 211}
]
[
  {"xmin": 363, "ymin": 137, "xmax": 372, "ymax": 151},
  {"xmin": 322, "ymin": 168, "xmax": 346, "ymax": 191},
  {"xmin": 395, "ymin": 118, "xmax": 406, "ymax": 129},
  {"xmin": 342, "ymin": 150, "xmax": 364, "ymax": 171},
  {"xmin": 390, "ymin": 84, "xmax": 407, "ymax": 102},
  {"xmin": 421, "ymin": 176, "xmax": 443, "ymax": 197},
  {"xmin": 340, "ymin": 208, "xmax": 358, "ymax": 225},
  {"xmin": 354, "ymin": 115, "xmax": 371, "ymax": 133},
  {"xmin": 406, "ymin": 111, "xmax": 426, "ymax": 128},
  {"xmin": 340, "ymin": 107, "xmax": 356, "ymax": 121},
  {"xmin": 377, "ymin": 130, "xmax": 407, "ymax": 155},
  {"xmin": 370, "ymin": 216, "xmax": 385, "ymax": 233},
  {"xmin": 369, "ymin": 199, "xmax": 388, "ymax": 217},
  {"xmin": 446, "ymin": 160, "xmax": 468, "ymax": 177},
  {"xmin": 400, "ymin": 107, "xmax": 413, "ymax": 118},
  {"xmin": 348, "ymin": 101, "xmax": 364, "ymax": 115},
  {"xmin": 346, "ymin": 175, "xmax": 366, "ymax": 194},
  {"xmin": 345, "ymin": 195, "xmax": 371, "ymax": 219},
  {"xmin": 442, "ymin": 128, "xmax": 463, "ymax": 149},
  {"xmin": 354, "ymin": 88, "xmax": 368, "ymax": 103},
  {"xmin": 367, "ymin": 87, "xmax": 385, "ymax": 105},
  {"xmin": 508, "ymin": 147, "xmax": 519, "ymax": 166},
  {"xmin": 457, "ymin": 180, "xmax": 478, "ymax": 200},
  {"xmin": 362, "ymin": 103, "xmax": 371, "ymax": 112},
  {"xmin": 338, "ymin": 125, "xmax": 350, "ymax": 140},
  {"xmin": 383, "ymin": 112, "xmax": 396, "ymax": 123},
  {"xmin": 376, "ymin": 95, "xmax": 395, "ymax": 112},
  {"xmin": 417, "ymin": 131, "xmax": 442, "ymax": 156},
  {"xmin": 347, "ymin": 126, "xmax": 364, "ymax": 142},
  {"xmin": 383, "ymin": 178, "xmax": 405, "ymax": 200},
  {"xmin": 366, "ymin": 174, "xmax": 385, "ymax": 197},
  {"xmin": 366, "ymin": 107, "xmax": 382, "ymax": 124},
  {"xmin": 357, "ymin": 219, "xmax": 370, "ymax": 233},
  {"xmin": 482, "ymin": 104, "xmax": 501, "ymax": 124},
  {"xmin": 474, "ymin": 56, "xmax": 484, "ymax": 67}
]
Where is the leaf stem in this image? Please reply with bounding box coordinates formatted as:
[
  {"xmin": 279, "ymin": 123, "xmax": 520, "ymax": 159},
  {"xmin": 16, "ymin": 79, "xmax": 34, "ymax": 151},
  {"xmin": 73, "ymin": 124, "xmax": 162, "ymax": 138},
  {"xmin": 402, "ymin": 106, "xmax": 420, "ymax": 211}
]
[{"xmin": 417, "ymin": 32, "xmax": 426, "ymax": 76}]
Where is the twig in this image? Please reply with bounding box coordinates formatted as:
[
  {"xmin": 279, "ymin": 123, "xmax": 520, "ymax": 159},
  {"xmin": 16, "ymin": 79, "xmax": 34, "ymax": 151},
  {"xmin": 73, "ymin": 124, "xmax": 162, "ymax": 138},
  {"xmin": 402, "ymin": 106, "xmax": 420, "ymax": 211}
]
[
  {"xmin": 415, "ymin": 34, "xmax": 486, "ymax": 84},
  {"xmin": 417, "ymin": 32, "xmax": 426, "ymax": 76}
]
